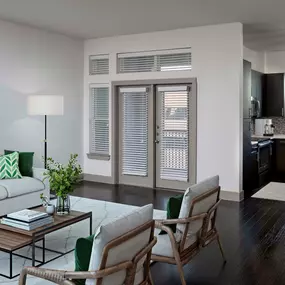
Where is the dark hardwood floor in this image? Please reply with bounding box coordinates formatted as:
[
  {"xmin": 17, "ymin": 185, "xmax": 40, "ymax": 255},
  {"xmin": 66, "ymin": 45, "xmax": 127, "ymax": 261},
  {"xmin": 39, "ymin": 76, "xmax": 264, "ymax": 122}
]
[{"xmin": 74, "ymin": 181, "xmax": 285, "ymax": 285}]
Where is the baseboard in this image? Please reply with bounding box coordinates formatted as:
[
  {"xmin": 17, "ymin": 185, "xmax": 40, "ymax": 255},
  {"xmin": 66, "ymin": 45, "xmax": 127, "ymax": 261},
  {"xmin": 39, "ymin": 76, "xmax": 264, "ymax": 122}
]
[
  {"xmin": 221, "ymin": 190, "xmax": 244, "ymax": 202},
  {"xmin": 83, "ymin": 175, "xmax": 244, "ymax": 202},
  {"xmin": 84, "ymin": 173, "xmax": 115, "ymax": 184}
]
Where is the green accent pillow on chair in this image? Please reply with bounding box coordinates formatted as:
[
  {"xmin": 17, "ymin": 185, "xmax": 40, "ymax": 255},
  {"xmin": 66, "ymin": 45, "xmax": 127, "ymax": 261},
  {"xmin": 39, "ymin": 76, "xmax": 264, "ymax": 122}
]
[
  {"xmin": 74, "ymin": 234, "xmax": 94, "ymax": 285},
  {"xmin": 4, "ymin": 150, "xmax": 34, "ymax": 177},
  {"xmin": 0, "ymin": 152, "xmax": 22, "ymax": 179},
  {"xmin": 160, "ymin": 194, "xmax": 184, "ymax": 235}
]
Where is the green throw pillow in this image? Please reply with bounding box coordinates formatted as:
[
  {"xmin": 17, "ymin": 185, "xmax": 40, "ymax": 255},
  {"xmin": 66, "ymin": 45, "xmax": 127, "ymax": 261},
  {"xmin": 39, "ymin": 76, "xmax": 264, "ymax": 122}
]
[
  {"xmin": 0, "ymin": 152, "xmax": 22, "ymax": 179},
  {"xmin": 74, "ymin": 234, "xmax": 94, "ymax": 285},
  {"xmin": 160, "ymin": 194, "xmax": 183, "ymax": 235},
  {"xmin": 4, "ymin": 150, "xmax": 34, "ymax": 177}
]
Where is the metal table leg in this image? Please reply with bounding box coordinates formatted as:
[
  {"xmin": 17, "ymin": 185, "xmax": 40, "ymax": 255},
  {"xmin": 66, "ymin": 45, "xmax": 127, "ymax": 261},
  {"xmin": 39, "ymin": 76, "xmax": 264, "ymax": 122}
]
[
  {"xmin": 32, "ymin": 238, "xmax": 35, "ymax": 267},
  {"xmin": 9, "ymin": 252, "xmax": 12, "ymax": 279},
  {"xmin": 42, "ymin": 237, "xmax": 45, "ymax": 264},
  {"xmin": 90, "ymin": 214, "xmax": 93, "ymax": 235}
]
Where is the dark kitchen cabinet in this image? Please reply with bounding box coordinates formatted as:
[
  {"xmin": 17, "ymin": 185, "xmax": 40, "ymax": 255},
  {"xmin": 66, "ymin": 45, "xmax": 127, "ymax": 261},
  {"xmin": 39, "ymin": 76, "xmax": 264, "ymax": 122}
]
[
  {"xmin": 243, "ymin": 119, "xmax": 254, "ymax": 191},
  {"xmin": 243, "ymin": 60, "xmax": 252, "ymax": 119},
  {"xmin": 251, "ymin": 70, "xmax": 263, "ymax": 116},
  {"xmin": 263, "ymin": 73, "xmax": 285, "ymax": 117},
  {"xmin": 272, "ymin": 139, "xmax": 285, "ymax": 182}
]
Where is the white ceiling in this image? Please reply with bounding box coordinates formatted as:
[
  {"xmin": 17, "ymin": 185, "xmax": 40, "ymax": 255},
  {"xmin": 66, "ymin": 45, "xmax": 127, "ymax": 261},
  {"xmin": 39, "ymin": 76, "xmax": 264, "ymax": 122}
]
[{"xmin": 0, "ymin": 0, "xmax": 285, "ymax": 51}]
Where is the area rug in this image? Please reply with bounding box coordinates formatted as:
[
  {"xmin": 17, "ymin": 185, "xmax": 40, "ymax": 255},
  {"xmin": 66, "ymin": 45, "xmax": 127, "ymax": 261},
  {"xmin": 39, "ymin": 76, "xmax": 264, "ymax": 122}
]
[
  {"xmin": 252, "ymin": 182, "xmax": 285, "ymax": 201},
  {"xmin": 0, "ymin": 196, "xmax": 166, "ymax": 285}
]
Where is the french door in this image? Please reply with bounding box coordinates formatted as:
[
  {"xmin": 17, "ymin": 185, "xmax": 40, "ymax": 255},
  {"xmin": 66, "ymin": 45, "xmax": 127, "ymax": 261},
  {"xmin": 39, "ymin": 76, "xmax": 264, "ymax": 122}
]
[
  {"xmin": 118, "ymin": 86, "xmax": 154, "ymax": 187},
  {"xmin": 155, "ymin": 85, "xmax": 192, "ymax": 189},
  {"xmin": 118, "ymin": 84, "xmax": 194, "ymax": 190}
]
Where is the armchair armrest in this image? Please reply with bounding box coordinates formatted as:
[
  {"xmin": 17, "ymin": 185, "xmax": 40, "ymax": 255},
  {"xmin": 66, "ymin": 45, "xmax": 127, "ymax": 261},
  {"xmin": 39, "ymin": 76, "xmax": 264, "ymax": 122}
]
[
  {"xmin": 20, "ymin": 261, "xmax": 133, "ymax": 285},
  {"xmin": 208, "ymin": 199, "xmax": 221, "ymax": 215},
  {"xmin": 155, "ymin": 213, "xmax": 207, "ymax": 226},
  {"xmin": 33, "ymin": 168, "xmax": 50, "ymax": 193}
]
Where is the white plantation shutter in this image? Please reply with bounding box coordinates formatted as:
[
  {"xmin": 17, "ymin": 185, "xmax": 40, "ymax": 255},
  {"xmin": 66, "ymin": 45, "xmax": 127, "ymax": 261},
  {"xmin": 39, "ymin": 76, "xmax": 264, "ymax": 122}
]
[
  {"xmin": 117, "ymin": 48, "xmax": 191, "ymax": 73},
  {"xmin": 89, "ymin": 55, "xmax": 109, "ymax": 75},
  {"xmin": 118, "ymin": 55, "xmax": 155, "ymax": 73},
  {"xmin": 120, "ymin": 87, "xmax": 149, "ymax": 176},
  {"xmin": 157, "ymin": 52, "xmax": 191, "ymax": 71},
  {"xmin": 90, "ymin": 86, "xmax": 109, "ymax": 155},
  {"xmin": 158, "ymin": 85, "xmax": 190, "ymax": 182}
]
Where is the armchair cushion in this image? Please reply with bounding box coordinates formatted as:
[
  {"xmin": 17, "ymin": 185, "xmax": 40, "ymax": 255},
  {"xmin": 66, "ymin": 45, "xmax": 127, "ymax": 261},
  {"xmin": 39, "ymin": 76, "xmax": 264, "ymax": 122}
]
[
  {"xmin": 4, "ymin": 150, "xmax": 34, "ymax": 177},
  {"xmin": 153, "ymin": 228, "xmax": 196, "ymax": 257},
  {"xmin": 176, "ymin": 176, "xmax": 219, "ymax": 246},
  {"xmin": 159, "ymin": 194, "xmax": 183, "ymax": 235},
  {"xmin": 74, "ymin": 234, "xmax": 95, "ymax": 285},
  {"xmin": 87, "ymin": 204, "xmax": 153, "ymax": 285}
]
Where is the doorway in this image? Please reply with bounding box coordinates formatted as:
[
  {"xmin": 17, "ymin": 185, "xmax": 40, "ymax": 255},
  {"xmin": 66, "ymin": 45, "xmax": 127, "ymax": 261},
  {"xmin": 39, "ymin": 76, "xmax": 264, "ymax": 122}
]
[{"xmin": 114, "ymin": 79, "xmax": 197, "ymax": 190}]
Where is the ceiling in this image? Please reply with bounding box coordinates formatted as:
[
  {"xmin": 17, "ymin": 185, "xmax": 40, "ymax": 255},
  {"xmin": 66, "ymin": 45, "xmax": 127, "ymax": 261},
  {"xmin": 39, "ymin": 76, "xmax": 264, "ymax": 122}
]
[{"xmin": 0, "ymin": 0, "xmax": 285, "ymax": 51}]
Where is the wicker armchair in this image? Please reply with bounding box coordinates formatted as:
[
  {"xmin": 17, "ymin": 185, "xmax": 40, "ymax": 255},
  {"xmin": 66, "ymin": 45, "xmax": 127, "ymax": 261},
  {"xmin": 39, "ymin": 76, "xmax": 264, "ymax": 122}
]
[
  {"xmin": 151, "ymin": 176, "xmax": 226, "ymax": 285},
  {"xmin": 19, "ymin": 204, "xmax": 157, "ymax": 285}
]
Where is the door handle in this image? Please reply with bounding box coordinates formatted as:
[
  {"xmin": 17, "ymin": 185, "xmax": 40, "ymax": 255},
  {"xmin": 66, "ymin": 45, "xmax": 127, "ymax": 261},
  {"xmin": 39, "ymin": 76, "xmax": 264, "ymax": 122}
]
[{"xmin": 154, "ymin": 140, "xmax": 160, "ymax": 144}]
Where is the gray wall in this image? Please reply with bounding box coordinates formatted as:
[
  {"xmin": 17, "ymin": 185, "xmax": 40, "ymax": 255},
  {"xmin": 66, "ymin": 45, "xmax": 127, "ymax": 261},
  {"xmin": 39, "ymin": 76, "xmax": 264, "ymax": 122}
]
[{"xmin": 0, "ymin": 20, "xmax": 83, "ymax": 167}]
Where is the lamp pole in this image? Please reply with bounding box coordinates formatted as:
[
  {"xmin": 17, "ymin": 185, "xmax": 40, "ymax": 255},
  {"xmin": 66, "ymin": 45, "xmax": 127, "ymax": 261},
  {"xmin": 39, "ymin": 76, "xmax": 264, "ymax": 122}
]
[{"xmin": 44, "ymin": 115, "xmax": 47, "ymax": 169}]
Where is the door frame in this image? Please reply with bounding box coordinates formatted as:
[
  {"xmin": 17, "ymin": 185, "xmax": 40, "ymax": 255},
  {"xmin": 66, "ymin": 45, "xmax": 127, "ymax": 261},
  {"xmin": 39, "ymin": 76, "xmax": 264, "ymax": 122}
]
[{"xmin": 111, "ymin": 78, "xmax": 197, "ymax": 189}]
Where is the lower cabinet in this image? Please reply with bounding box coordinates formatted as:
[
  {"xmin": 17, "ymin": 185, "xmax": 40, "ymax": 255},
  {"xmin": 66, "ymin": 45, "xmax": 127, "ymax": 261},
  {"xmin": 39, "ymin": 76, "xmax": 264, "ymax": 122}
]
[{"xmin": 272, "ymin": 139, "xmax": 285, "ymax": 182}]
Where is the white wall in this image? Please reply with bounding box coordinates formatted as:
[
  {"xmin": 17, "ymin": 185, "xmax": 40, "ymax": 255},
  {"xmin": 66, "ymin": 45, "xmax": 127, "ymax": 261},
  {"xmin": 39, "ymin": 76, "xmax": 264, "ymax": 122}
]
[
  {"xmin": 243, "ymin": 47, "xmax": 265, "ymax": 73},
  {"xmin": 84, "ymin": 23, "xmax": 243, "ymax": 193},
  {"xmin": 265, "ymin": 51, "xmax": 285, "ymax": 73},
  {"xmin": 0, "ymin": 19, "xmax": 84, "ymax": 166}
]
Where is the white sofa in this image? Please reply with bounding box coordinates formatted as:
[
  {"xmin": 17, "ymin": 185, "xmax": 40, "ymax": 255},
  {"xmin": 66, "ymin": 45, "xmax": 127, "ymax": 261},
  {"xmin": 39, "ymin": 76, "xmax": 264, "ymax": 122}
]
[{"xmin": 0, "ymin": 168, "xmax": 49, "ymax": 217}]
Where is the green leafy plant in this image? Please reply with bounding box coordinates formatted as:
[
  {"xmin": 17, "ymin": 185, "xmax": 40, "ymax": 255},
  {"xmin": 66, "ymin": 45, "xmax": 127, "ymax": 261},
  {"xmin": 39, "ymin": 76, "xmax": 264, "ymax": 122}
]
[
  {"xmin": 40, "ymin": 193, "xmax": 51, "ymax": 206},
  {"xmin": 44, "ymin": 154, "xmax": 82, "ymax": 198}
]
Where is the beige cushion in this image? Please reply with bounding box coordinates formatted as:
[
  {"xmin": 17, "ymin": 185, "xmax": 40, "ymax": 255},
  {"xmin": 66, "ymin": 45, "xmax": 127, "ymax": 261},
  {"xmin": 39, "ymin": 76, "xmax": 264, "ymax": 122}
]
[
  {"xmin": 176, "ymin": 176, "xmax": 219, "ymax": 250},
  {"xmin": 152, "ymin": 229, "xmax": 197, "ymax": 257},
  {"xmin": 87, "ymin": 204, "xmax": 153, "ymax": 285},
  {"xmin": 0, "ymin": 177, "xmax": 45, "ymax": 198},
  {"xmin": 0, "ymin": 185, "xmax": 7, "ymax": 200}
]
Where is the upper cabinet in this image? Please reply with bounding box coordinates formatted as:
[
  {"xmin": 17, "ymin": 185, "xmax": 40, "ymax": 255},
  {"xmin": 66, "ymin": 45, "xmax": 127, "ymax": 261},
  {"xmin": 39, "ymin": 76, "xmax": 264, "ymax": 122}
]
[{"xmin": 263, "ymin": 73, "xmax": 285, "ymax": 117}]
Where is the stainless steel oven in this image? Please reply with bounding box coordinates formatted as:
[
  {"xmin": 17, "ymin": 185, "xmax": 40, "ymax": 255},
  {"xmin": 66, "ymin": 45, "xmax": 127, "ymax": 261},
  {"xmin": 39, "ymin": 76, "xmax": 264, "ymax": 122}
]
[{"xmin": 257, "ymin": 140, "xmax": 272, "ymax": 174}]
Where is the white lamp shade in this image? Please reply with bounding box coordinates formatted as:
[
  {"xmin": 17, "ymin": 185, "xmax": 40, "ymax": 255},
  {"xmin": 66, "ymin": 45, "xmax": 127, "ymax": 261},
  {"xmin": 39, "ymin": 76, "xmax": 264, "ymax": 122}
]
[{"xmin": 28, "ymin": 95, "xmax": 64, "ymax": 116}]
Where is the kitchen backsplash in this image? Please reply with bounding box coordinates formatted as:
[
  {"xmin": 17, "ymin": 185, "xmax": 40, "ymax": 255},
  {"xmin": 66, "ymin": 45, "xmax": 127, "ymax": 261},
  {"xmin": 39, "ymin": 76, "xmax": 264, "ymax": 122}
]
[
  {"xmin": 271, "ymin": 117, "xmax": 285, "ymax": 134},
  {"xmin": 252, "ymin": 117, "xmax": 285, "ymax": 135}
]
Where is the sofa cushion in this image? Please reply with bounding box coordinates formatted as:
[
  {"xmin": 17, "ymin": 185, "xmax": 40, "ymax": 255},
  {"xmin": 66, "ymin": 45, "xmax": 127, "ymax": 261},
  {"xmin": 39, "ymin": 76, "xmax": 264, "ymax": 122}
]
[
  {"xmin": 87, "ymin": 204, "xmax": 153, "ymax": 285},
  {"xmin": 0, "ymin": 185, "xmax": 7, "ymax": 200},
  {"xmin": 0, "ymin": 152, "xmax": 22, "ymax": 179},
  {"xmin": 4, "ymin": 150, "xmax": 34, "ymax": 177},
  {"xmin": 0, "ymin": 177, "xmax": 45, "ymax": 198}
]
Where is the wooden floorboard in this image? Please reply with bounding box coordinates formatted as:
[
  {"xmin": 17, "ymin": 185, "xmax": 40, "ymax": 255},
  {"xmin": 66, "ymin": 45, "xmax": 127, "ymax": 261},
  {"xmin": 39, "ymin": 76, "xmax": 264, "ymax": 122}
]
[{"xmin": 73, "ymin": 182, "xmax": 285, "ymax": 285}]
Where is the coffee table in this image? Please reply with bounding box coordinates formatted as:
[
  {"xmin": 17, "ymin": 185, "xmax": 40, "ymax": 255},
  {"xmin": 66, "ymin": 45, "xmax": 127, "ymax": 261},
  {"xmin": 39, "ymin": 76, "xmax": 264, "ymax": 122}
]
[{"xmin": 0, "ymin": 207, "xmax": 92, "ymax": 279}]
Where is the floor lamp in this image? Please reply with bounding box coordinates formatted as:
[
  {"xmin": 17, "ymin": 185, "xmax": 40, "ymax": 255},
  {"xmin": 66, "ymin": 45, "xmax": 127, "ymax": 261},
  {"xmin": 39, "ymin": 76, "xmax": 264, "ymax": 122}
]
[{"xmin": 28, "ymin": 95, "xmax": 64, "ymax": 169}]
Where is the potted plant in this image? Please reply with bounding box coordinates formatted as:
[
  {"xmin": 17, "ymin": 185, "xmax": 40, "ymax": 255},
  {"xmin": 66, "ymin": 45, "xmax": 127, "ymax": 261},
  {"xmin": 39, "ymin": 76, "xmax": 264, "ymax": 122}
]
[
  {"xmin": 40, "ymin": 193, "xmax": 55, "ymax": 214},
  {"xmin": 44, "ymin": 154, "xmax": 82, "ymax": 215}
]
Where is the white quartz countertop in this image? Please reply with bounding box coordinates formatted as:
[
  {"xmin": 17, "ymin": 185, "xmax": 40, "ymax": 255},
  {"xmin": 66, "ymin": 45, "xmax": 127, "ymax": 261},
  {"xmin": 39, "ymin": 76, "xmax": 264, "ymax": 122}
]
[{"xmin": 252, "ymin": 134, "xmax": 285, "ymax": 139}]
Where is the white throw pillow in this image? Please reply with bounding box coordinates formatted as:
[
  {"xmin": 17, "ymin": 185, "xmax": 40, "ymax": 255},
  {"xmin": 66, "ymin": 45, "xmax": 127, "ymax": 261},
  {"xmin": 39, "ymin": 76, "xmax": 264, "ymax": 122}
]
[{"xmin": 87, "ymin": 204, "xmax": 153, "ymax": 285}]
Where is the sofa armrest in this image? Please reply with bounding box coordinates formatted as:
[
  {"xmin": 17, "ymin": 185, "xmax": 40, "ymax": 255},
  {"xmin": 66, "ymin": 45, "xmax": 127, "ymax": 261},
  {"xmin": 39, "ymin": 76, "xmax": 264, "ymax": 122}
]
[{"xmin": 33, "ymin": 168, "xmax": 50, "ymax": 193}]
